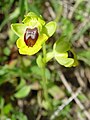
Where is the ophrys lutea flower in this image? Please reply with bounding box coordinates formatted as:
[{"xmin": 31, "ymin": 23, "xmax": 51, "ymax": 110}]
[{"xmin": 11, "ymin": 12, "xmax": 56, "ymax": 55}]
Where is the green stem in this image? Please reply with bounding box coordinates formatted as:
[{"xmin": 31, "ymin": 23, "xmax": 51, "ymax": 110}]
[
  {"xmin": 25, "ymin": 0, "xmax": 29, "ymax": 14},
  {"xmin": 42, "ymin": 42, "xmax": 48, "ymax": 100}
]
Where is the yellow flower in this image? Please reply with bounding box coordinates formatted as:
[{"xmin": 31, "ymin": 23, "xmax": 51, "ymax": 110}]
[
  {"xmin": 11, "ymin": 12, "xmax": 56, "ymax": 55},
  {"xmin": 53, "ymin": 36, "xmax": 78, "ymax": 67}
]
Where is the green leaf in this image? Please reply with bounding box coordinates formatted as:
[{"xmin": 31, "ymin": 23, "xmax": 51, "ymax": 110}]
[
  {"xmin": 20, "ymin": 0, "xmax": 25, "ymax": 19},
  {"xmin": 3, "ymin": 103, "xmax": 12, "ymax": 114},
  {"xmin": 11, "ymin": 111, "xmax": 27, "ymax": 120},
  {"xmin": 55, "ymin": 36, "xmax": 71, "ymax": 53},
  {"xmin": 9, "ymin": 8, "xmax": 20, "ymax": 20},
  {"xmin": 77, "ymin": 50, "xmax": 90, "ymax": 66},
  {"xmin": 44, "ymin": 21, "xmax": 56, "ymax": 37},
  {"xmin": 3, "ymin": 47, "xmax": 11, "ymax": 56},
  {"xmin": 36, "ymin": 55, "xmax": 44, "ymax": 68},
  {"xmin": 78, "ymin": 93, "xmax": 87, "ymax": 101},
  {"xmin": 11, "ymin": 23, "xmax": 26, "ymax": 37},
  {"xmin": 61, "ymin": 18, "xmax": 74, "ymax": 39},
  {"xmin": 16, "ymin": 79, "xmax": 26, "ymax": 90},
  {"xmin": 46, "ymin": 52, "xmax": 54, "ymax": 62},
  {"xmin": 31, "ymin": 66, "xmax": 51, "ymax": 80},
  {"xmin": 42, "ymin": 100, "xmax": 52, "ymax": 110},
  {"xmin": 48, "ymin": 85, "xmax": 65, "ymax": 99},
  {"xmin": 0, "ymin": 7, "xmax": 20, "ymax": 31},
  {"xmin": 14, "ymin": 85, "xmax": 31, "ymax": 98}
]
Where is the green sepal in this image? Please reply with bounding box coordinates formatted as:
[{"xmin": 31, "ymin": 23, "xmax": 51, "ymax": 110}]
[
  {"xmin": 55, "ymin": 54, "xmax": 74, "ymax": 67},
  {"xmin": 11, "ymin": 23, "xmax": 26, "ymax": 37},
  {"xmin": 55, "ymin": 36, "xmax": 71, "ymax": 53},
  {"xmin": 23, "ymin": 12, "xmax": 45, "ymax": 26},
  {"xmin": 23, "ymin": 12, "xmax": 38, "ymax": 23},
  {"xmin": 44, "ymin": 21, "xmax": 56, "ymax": 37},
  {"xmin": 24, "ymin": 12, "xmax": 38, "ymax": 18}
]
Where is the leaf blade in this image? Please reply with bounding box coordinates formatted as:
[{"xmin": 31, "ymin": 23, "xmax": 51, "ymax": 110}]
[{"xmin": 14, "ymin": 85, "xmax": 31, "ymax": 98}]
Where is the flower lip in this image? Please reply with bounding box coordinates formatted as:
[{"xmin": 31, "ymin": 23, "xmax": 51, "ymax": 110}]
[{"xmin": 24, "ymin": 27, "xmax": 39, "ymax": 47}]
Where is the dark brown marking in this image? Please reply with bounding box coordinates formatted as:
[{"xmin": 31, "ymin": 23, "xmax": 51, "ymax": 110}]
[
  {"xmin": 68, "ymin": 51, "xmax": 74, "ymax": 58},
  {"xmin": 24, "ymin": 27, "xmax": 39, "ymax": 47}
]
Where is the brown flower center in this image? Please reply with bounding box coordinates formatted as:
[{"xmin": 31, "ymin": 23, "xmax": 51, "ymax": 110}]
[{"xmin": 24, "ymin": 27, "xmax": 39, "ymax": 47}]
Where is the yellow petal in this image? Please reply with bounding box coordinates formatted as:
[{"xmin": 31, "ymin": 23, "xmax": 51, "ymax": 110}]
[
  {"xmin": 35, "ymin": 33, "xmax": 48, "ymax": 46},
  {"xmin": 19, "ymin": 45, "xmax": 42, "ymax": 55}
]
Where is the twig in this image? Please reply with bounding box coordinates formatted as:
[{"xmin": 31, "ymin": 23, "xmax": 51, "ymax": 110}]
[
  {"xmin": 45, "ymin": 2, "xmax": 56, "ymax": 19},
  {"xmin": 75, "ymin": 98, "xmax": 90, "ymax": 119},
  {"xmin": 63, "ymin": 0, "xmax": 68, "ymax": 18},
  {"xmin": 74, "ymin": 70, "xmax": 85, "ymax": 87},
  {"xmin": 73, "ymin": 16, "xmax": 90, "ymax": 41},
  {"xmin": 68, "ymin": 0, "xmax": 83, "ymax": 19},
  {"xmin": 79, "ymin": 36, "xmax": 88, "ymax": 49},
  {"xmin": 50, "ymin": 88, "xmax": 81, "ymax": 120},
  {"xmin": 58, "ymin": 71, "xmax": 90, "ymax": 120}
]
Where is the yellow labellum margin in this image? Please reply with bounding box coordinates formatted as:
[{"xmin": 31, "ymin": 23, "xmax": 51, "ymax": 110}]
[{"xmin": 17, "ymin": 34, "xmax": 48, "ymax": 55}]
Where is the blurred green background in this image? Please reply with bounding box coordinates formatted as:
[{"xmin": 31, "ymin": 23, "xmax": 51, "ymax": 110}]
[{"xmin": 0, "ymin": 0, "xmax": 90, "ymax": 120}]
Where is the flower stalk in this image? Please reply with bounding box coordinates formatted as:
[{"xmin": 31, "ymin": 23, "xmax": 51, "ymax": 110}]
[{"xmin": 42, "ymin": 42, "xmax": 48, "ymax": 100}]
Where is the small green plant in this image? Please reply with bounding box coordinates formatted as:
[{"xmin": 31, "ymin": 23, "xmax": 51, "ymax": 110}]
[
  {"xmin": 1, "ymin": 0, "xmax": 90, "ymax": 119},
  {"xmin": 11, "ymin": 12, "xmax": 78, "ymax": 67},
  {"xmin": 0, "ymin": 96, "xmax": 27, "ymax": 120},
  {"xmin": 11, "ymin": 11, "xmax": 78, "ymax": 114}
]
